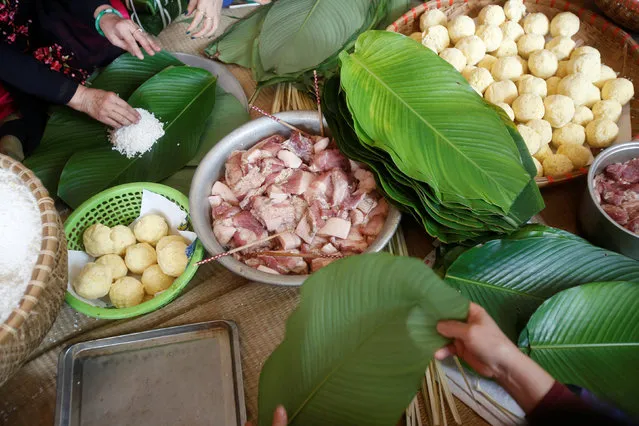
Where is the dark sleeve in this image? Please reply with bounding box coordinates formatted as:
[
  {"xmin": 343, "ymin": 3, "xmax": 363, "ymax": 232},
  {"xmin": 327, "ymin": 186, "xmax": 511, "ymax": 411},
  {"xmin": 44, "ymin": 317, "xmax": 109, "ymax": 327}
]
[
  {"xmin": 528, "ymin": 382, "xmax": 627, "ymax": 426},
  {"xmin": 0, "ymin": 43, "xmax": 78, "ymax": 104},
  {"xmin": 61, "ymin": 0, "xmax": 110, "ymax": 26}
]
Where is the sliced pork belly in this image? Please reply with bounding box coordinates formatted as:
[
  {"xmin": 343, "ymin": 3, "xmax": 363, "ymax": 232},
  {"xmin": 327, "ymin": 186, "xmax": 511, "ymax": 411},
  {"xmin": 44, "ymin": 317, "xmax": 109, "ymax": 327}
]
[
  {"xmin": 310, "ymin": 149, "xmax": 349, "ymax": 172},
  {"xmin": 242, "ymin": 135, "xmax": 284, "ymax": 164},
  {"xmin": 318, "ymin": 218, "xmax": 351, "ymax": 239},
  {"xmin": 311, "ymin": 258, "xmax": 336, "ymax": 272},
  {"xmin": 209, "ymin": 131, "xmax": 390, "ymax": 275},
  {"xmin": 278, "ymin": 232, "xmax": 302, "ymax": 250},
  {"xmin": 354, "ymin": 168, "xmax": 376, "ymax": 194},
  {"xmin": 213, "ymin": 222, "xmax": 236, "ymax": 245},
  {"xmin": 251, "ymin": 196, "xmax": 298, "ymax": 233},
  {"xmin": 211, "ymin": 181, "xmax": 238, "ymax": 204},
  {"xmin": 314, "ymin": 137, "xmax": 330, "ymax": 153},
  {"xmin": 225, "ymin": 151, "xmax": 243, "ymax": 187},
  {"xmin": 282, "ymin": 170, "xmax": 314, "ymax": 195},
  {"xmin": 233, "ymin": 167, "xmax": 265, "ymax": 199},
  {"xmin": 283, "ymin": 132, "xmax": 313, "ymax": 162},
  {"xmin": 212, "ymin": 203, "xmax": 241, "ymax": 221},
  {"xmin": 278, "ymin": 150, "xmax": 303, "ymax": 168},
  {"xmin": 257, "ymin": 265, "xmax": 280, "ymax": 275}
]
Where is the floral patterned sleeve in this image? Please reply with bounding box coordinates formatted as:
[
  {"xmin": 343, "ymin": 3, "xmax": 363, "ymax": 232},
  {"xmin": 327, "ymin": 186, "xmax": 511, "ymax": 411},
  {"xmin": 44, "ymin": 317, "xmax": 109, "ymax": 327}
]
[{"xmin": 0, "ymin": 43, "xmax": 78, "ymax": 104}]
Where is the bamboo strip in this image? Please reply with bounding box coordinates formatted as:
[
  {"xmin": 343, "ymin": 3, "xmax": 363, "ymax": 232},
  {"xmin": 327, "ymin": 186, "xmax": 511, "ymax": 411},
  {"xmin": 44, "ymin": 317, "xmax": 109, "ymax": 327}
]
[
  {"xmin": 426, "ymin": 364, "xmax": 441, "ymax": 426},
  {"xmin": 435, "ymin": 360, "xmax": 462, "ymax": 425},
  {"xmin": 249, "ymin": 105, "xmax": 312, "ymax": 137},
  {"xmin": 196, "ymin": 232, "xmax": 284, "ymax": 265},
  {"xmin": 453, "ymin": 356, "xmax": 476, "ymax": 402},
  {"xmin": 476, "ymin": 382, "xmax": 522, "ymax": 422},
  {"xmin": 248, "ymin": 251, "xmax": 342, "ymax": 260},
  {"xmin": 421, "ymin": 377, "xmax": 434, "ymax": 425},
  {"xmin": 437, "ymin": 375, "xmax": 448, "ymax": 426}
]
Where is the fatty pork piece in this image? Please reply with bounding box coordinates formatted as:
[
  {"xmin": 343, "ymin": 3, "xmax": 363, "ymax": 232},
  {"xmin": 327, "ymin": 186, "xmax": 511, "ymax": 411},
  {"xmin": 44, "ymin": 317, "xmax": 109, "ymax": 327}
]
[{"xmin": 242, "ymin": 251, "xmax": 309, "ymax": 275}]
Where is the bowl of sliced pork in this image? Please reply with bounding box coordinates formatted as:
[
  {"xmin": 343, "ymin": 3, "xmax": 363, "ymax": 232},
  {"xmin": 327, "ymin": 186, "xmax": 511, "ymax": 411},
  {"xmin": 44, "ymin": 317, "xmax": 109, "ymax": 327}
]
[
  {"xmin": 190, "ymin": 111, "xmax": 401, "ymax": 286},
  {"xmin": 580, "ymin": 141, "xmax": 639, "ymax": 260}
]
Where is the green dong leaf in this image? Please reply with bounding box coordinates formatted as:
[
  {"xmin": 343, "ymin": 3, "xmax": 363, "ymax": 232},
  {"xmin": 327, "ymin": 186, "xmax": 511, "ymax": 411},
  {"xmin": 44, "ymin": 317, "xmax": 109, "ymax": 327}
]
[
  {"xmin": 445, "ymin": 225, "xmax": 639, "ymax": 340},
  {"xmin": 259, "ymin": 0, "xmax": 377, "ymax": 75},
  {"xmin": 161, "ymin": 86, "xmax": 250, "ymax": 195},
  {"xmin": 518, "ymin": 282, "xmax": 639, "ymax": 416},
  {"xmin": 205, "ymin": 4, "xmax": 273, "ymax": 68},
  {"xmin": 258, "ymin": 253, "xmax": 469, "ymax": 426},
  {"xmin": 338, "ymin": 31, "xmax": 539, "ymax": 215},
  {"xmin": 57, "ymin": 66, "xmax": 217, "ymax": 208},
  {"xmin": 25, "ymin": 52, "xmax": 182, "ymax": 194}
]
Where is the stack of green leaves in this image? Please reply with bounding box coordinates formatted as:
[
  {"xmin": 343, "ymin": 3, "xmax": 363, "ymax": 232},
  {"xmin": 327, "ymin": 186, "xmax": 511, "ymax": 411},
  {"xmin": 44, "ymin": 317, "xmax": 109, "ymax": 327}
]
[
  {"xmin": 444, "ymin": 224, "xmax": 639, "ymax": 415},
  {"xmin": 325, "ymin": 31, "xmax": 544, "ymax": 244},
  {"xmin": 24, "ymin": 52, "xmax": 249, "ymax": 208},
  {"xmin": 205, "ymin": 0, "xmax": 415, "ymax": 88}
]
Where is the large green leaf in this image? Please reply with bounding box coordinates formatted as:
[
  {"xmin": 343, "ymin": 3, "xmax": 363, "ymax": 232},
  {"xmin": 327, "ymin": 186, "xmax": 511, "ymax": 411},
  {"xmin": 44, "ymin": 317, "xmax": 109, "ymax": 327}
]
[
  {"xmin": 57, "ymin": 66, "xmax": 217, "ymax": 208},
  {"xmin": 339, "ymin": 31, "xmax": 536, "ymax": 214},
  {"xmin": 445, "ymin": 225, "xmax": 639, "ymax": 340},
  {"xmin": 518, "ymin": 282, "xmax": 639, "ymax": 416},
  {"xmin": 205, "ymin": 4, "xmax": 273, "ymax": 68},
  {"xmin": 258, "ymin": 0, "xmax": 378, "ymax": 75},
  {"xmin": 88, "ymin": 51, "xmax": 182, "ymax": 98},
  {"xmin": 187, "ymin": 87, "xmax": 250, "ymax": 166},
  {"xmin": 258, "ymin": 253, "xmax": 469, "ymax": 426},
  {"xmin": 161, "ymin": 86, "xmax": 250, "ymax": 194},
  {"xmin": 25, "ymin": 52, "xmax": 182, "ymax": 193},
  {"xmin": 23, "ymin": 108, "xmax": 106, "ymax": 193}
]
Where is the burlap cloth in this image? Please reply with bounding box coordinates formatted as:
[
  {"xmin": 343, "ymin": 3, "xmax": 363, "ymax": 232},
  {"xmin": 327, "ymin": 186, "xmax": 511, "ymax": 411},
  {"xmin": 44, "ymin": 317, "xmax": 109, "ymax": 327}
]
[{"xmin": 0, "ymin": 4, "xmax": 595, "ymax": 424}]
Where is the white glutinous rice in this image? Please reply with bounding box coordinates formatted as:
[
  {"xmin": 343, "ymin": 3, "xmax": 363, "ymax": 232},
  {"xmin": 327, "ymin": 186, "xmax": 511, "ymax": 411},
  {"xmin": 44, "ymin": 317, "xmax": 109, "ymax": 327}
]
[
  {"xmin": 0, "ymin": 168, "xmax": 42, "ymax": 324},
  {"xmin": 110, "ymin": 108, "xmax": 165, "ymax": 159}
]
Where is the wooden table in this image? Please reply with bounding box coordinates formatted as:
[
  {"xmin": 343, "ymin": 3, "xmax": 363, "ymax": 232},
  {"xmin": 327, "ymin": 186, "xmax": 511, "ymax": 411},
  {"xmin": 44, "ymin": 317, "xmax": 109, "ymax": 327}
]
[{"xmin": 0, "ymin": 1, "xmax": 604, "ymax": 423}]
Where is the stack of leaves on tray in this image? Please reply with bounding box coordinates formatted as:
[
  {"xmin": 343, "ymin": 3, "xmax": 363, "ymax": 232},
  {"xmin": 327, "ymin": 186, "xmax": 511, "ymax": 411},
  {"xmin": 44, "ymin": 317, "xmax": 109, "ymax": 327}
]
[
  {"xmin": 24, "ymin": 52, "xmax": 249, "ymax": 208},
  {"xmin": 324, "ymin": 31, "xmax": 544, "ymax": 244},
  {"xmin": 444, "ymin": 224, "xmax": 639, "ymax": 416},
  {"xmin": 205, "ymin": 0, "xmax": 417, "ymax": 88}
]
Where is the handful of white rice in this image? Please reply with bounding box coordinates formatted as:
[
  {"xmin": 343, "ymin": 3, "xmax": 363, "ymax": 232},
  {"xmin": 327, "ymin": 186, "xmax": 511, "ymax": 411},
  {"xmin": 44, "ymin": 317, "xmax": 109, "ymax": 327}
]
[{"xmin": 110, "ymin": 108, "xmax": 165, "ymax": 159}]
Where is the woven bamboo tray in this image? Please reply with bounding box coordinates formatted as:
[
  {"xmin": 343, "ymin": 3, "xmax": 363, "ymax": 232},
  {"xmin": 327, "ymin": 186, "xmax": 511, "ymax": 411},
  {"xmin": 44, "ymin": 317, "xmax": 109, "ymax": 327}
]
[
  {"xmin": 387, "ymin": 0, "xmax": 639, "ymax": 188},
  {"xmin": 596, "ymin": 0, "xmax": 639, "ymax": 33},
  {"xmin": 0, "ymin": 154, "xmax": 67, "ymax": 386}
]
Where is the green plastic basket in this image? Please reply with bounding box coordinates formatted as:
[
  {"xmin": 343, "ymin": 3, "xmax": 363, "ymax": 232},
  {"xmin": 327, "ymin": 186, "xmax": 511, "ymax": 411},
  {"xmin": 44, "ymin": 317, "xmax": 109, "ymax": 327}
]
[{"xmin": 64, "ymin": 182, "xmax": 204, "ymax": 319}]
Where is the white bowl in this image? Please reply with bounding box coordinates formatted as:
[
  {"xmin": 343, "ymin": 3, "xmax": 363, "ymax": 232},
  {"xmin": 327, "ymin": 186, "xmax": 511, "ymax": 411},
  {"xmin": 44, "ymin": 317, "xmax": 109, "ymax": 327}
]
[{"xmin": 189, "ymin": 111, "xmax": 402, "ymax": 286}]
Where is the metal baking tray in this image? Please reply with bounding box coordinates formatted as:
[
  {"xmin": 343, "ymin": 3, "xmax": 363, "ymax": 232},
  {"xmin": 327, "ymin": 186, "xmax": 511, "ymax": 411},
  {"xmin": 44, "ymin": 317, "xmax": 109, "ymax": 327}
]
[{"xmin": 55, "ymin": 321, "xmax": 246, "ymax": 426}]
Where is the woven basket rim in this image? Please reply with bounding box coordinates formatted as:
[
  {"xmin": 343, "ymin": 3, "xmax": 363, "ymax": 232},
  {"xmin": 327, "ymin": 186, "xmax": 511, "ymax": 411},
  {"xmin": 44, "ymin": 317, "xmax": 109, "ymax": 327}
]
[
  {"xmin": 0, "ymin": 154, "xmax": 59, "ymax": 344},
  {"xmin": 386, "ymin": 0, "xmax": 639, "ymax": 188}
]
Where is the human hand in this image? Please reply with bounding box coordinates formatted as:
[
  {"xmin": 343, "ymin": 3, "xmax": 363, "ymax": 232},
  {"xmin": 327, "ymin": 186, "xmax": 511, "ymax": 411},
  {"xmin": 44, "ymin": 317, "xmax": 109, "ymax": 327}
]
[
  {"xmin": 68, "ymin": 85, "xmax": 140, "ymax": 128},
  {"xmin": 245, "ymin": 405, "xmax": 287, "ymax": 426},
  {"xmin": 185, "ymin": 0, "xmax": 223, "ymax": 39},
  {"xmin": 99, "ymin": 13, "xmax": 161, "ymax": 60},
  {"xmin": 434, "ymin": 302, "xmax": 520, "ymax": 380}
]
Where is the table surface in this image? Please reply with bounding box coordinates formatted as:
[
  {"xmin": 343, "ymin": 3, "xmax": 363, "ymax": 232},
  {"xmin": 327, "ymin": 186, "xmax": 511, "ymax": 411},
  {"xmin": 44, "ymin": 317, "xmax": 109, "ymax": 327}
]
[{"xmin": 0, "ymin": 1, "xmax": 611, "ymax": 424}]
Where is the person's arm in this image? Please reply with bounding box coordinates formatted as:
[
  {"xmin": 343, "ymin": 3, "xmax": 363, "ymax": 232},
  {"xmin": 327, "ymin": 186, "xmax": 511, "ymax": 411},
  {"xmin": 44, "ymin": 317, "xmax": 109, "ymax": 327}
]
[
  {"xmin": 435, "ymin": 303, "xmax": 559, "ymax": 414},
  {"xmin": 0, "ymin": 43, "xmax": 78, "ymax": 105}
]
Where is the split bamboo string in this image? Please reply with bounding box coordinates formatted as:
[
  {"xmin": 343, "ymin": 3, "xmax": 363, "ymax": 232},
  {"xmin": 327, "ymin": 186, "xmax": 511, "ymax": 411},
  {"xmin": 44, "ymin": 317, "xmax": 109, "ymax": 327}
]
[
  {"xmin": 249, "ymin": 105, "xmax": 313, "ymax": 137},
  {"xmin": 195, "ymin": 232, "xmax": 285, "ymax": 266},
  {"xmin": 313, "ymin": 70, "xmax": 325, "ymax": 137}
]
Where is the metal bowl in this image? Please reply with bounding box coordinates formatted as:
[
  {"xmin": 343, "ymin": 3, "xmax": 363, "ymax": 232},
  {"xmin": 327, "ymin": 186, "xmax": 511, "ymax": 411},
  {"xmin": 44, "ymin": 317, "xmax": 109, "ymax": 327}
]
[
  {"xmin": 190, "ymin": 111, "xmax": 402, "ymax": 286},
  {"xmin": 579, "ymin": 141, "xmax": 639, "ymax": 260}
]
